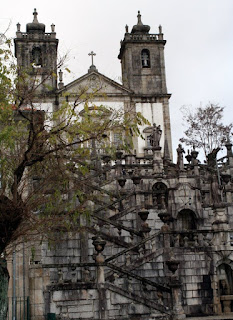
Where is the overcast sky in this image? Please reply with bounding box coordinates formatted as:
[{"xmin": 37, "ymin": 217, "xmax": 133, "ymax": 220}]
[{"xmin": 1, "ymin": 0, "xmax": 233, "ymax": 160}]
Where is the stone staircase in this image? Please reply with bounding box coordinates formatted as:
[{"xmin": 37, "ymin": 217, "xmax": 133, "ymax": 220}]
[{"xmin": 188, "ymin": 315, "xmax": 233, "ymax": 320}]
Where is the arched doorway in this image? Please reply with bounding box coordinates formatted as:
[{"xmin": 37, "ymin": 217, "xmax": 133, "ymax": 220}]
[{"xmin": 176, "ymin": 209, "xmax": 197, "ymax": 231}]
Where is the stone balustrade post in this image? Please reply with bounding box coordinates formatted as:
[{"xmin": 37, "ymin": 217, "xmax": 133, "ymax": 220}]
[{"xmin": 92, "ymin": 236, "xmax": 106, "ymax": 284}]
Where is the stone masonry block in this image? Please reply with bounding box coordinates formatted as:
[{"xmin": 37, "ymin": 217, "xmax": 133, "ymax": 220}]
[
  {"xmin": 192, "ymin": 290, "xmax": 200, "ymax": 298},
  {"xmin": 186, "ymin": 283, "xmax": 197, "ymax": 291},
  {"xmin": 186, "ymin": 297, "xmax": 200, "ymax": 306},
  {"xmin": 186, "ymin": 291, "xmax": 192, "ymax": 298},
  {"xmin": 53, "ymin": 291, "xmax": 63, "ymax": 301},
  {"xmin": 111, "ymin": 292, "xmax": 130, "ymax": 305}
]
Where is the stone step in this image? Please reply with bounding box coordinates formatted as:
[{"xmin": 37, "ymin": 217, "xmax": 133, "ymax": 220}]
[{"xmin": 188, "ymin": 314, "xmax": 233, "ymax": 320}]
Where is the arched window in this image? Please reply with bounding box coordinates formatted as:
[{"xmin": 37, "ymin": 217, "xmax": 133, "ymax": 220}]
[
  {"xmin": 32, "ymin": 47, "xmax": 42, "ymax": 66},
  {"xmin": 141, "ymin": 49, "xmax": 150, "ymax": 68}
]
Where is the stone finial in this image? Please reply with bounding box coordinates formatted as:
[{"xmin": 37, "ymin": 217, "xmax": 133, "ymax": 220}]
[
  {"xmin": 51, "ymin": 23, "xmax": 55, "ymax": 32},
  {"xmin": 58, "ymin": 69, "xmax": 63, "ymax": 82},
  {"xmin": 185, "ymin": 149, "xmax": 192, "ymax": 164},
  {"xmin": 158, "ymin": 25, "xmax": 164, "ymax": 40},
  {"xmin": 58, "ymin": 69, "xmax": 64, "ymax": 89},
  {"xmin": 16, "ymin": 23, "xmax": 21, "ymax": 32},
  {"xmin": 137, "ymin": 11, "xmax": 143, "ymax": 25},
  {"xmin": 125, "ymin": 24, "xmax": 129, "ymax": 33},
  {"xmin": 33, "ymin": 8, "xmax": 39, "ymax": 23},
  {"xmin": 166, "ymin": 258, "xmax": 180, "ymax": 275},
  {"xmin": 92, "ymin": 236, "xmax": 106, "ymax": 284}
]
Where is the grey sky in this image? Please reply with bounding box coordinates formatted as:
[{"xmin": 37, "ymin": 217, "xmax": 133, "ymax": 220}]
[{"xmin": 2, "ymin": 0, "xmax": 233, "ymax": 160}]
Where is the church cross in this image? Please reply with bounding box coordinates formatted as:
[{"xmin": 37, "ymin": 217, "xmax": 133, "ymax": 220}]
[{"xmin": 88, "ymin": 51, "xmax": 96, "ymax": 66}]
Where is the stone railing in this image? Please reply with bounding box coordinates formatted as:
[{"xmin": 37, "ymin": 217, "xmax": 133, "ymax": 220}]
[
  {"xmin": 16, "ymin": 32, "xmax": 56, "ymax": 40},
  {"xmin": 163, "ymin": 230, "xmax": 233, "ymax": 248},
  {"xmin": 124, "ymin": 33, "xmax": 163, "ymax": 41}
]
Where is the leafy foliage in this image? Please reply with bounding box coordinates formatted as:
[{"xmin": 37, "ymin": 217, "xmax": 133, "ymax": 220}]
[
  {"xmin": 0, "ymin": 38, "xmax": 148, "ymax": 254},
  {"xmin": 180, "ymin": 103, "xmax": 232, "ymax": 158}
]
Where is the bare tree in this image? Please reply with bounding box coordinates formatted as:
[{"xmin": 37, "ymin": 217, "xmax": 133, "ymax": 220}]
[{"xmin": 180, "ymin": 103, "xmax": 232, "ymax": 158}]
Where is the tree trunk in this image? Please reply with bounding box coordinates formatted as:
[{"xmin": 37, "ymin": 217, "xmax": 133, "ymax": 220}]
[{"xmin": 0, "ymin": 258, "xmax": 9, "ymax": 320}]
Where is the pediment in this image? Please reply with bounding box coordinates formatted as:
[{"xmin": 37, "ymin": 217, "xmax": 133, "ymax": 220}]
[{"xmin": 58, "ymin": 70, "xmax": 132, "ymax": 97}]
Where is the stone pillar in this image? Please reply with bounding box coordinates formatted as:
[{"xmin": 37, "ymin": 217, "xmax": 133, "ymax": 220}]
[
  {"xmin": 212, "ymin": 206, "xmax": 229, "ymax": 246},
  {"xmin": 152, "ymin": 147, "xmax": 163, "ymax": 174},
  {"xmin": 158, "ymin": 211, "xmax": 173, "ymax": 251},
  {"xmin": 166, "ymin": 259, "xmax": 186, "ymax": 320},
  {"xmin": 170, "ymin": 278, "xmax": 186, "ymax": 320},
  {"xmin": 225, "ymin": 184, "xmax": 232, "ymax": 203},
  {"xmin": 29, "ymin": 265, "xmax": 44, "ymax": 320}
]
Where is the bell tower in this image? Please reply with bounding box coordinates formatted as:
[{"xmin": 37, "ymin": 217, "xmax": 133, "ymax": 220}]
[
  {"xmin": 118, "ymin": 11, "xmax": 172, "ymax": 158},
  {"xmin": 14, "ymin": 9, "xmax": 58, "ymax": 93}
]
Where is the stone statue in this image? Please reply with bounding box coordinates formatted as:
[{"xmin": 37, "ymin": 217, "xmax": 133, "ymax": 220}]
[
  {"xmin": 207, "ymin": 147, "xmax": 220, "ymax": 168},
  {"xmin": 177, "ymin": 144, "xmax": 185, "ymax": 170},
  {"xmin": 149, "ymin": 123, "xmax": 162, "ymax": 148},
  {"xmin": 210, "ymin": 174, "xmax": 222, "ymax": 206}
]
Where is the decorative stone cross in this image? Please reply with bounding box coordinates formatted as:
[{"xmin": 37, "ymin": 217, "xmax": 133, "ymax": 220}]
[{"xmin": 88, "ymin": 51, "xmax": 96, "ymax": 66}]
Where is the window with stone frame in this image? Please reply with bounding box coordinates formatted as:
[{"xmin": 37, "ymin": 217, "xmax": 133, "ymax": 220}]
[{"xmin": 141, "ymin": 49, "xmax": 151, "ymax": 68}]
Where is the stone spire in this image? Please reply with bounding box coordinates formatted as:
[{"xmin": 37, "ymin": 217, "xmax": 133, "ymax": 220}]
[{"xmin": 33, "ymin": 8, "xmax": 39, "ymax": 23}]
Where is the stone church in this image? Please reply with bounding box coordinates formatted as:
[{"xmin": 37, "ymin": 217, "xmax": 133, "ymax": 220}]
[{"xmin": 6, "ymin": 8, "xmax": 233, "ymax": 320}]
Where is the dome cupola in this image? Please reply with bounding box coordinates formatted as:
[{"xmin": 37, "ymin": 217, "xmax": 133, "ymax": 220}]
[
  {"xmin": 26, "ymin": 9, "xmax": 45, "ymax": 34},
  {"xmin": 131, "ymin": 11, "xmax": 150, "ymax": 34}
]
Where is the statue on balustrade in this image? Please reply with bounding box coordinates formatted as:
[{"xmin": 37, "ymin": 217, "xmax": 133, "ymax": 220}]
[{"xmin": 149, "ymin": 123, "xmax": 162, "ymax": 149}]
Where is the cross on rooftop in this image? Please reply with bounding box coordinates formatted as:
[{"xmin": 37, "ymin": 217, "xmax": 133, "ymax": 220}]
[{"xmin": 88, "ymin": 51, "xmax": 96, "ymax": 66}]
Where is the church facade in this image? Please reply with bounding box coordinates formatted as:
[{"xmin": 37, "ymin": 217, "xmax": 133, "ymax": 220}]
[{"xmin": 7, "ymin": 9, "xmax": 233, "ymax": 320}]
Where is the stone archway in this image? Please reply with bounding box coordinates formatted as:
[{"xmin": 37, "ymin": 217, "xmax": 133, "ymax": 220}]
[
  {"xmin": 217, "ymin": 263, "xmax": 233, "ymax": 313},
  {"xmin": 176, "ymin": 209, "xmax": 197, "ymax": 231}
]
